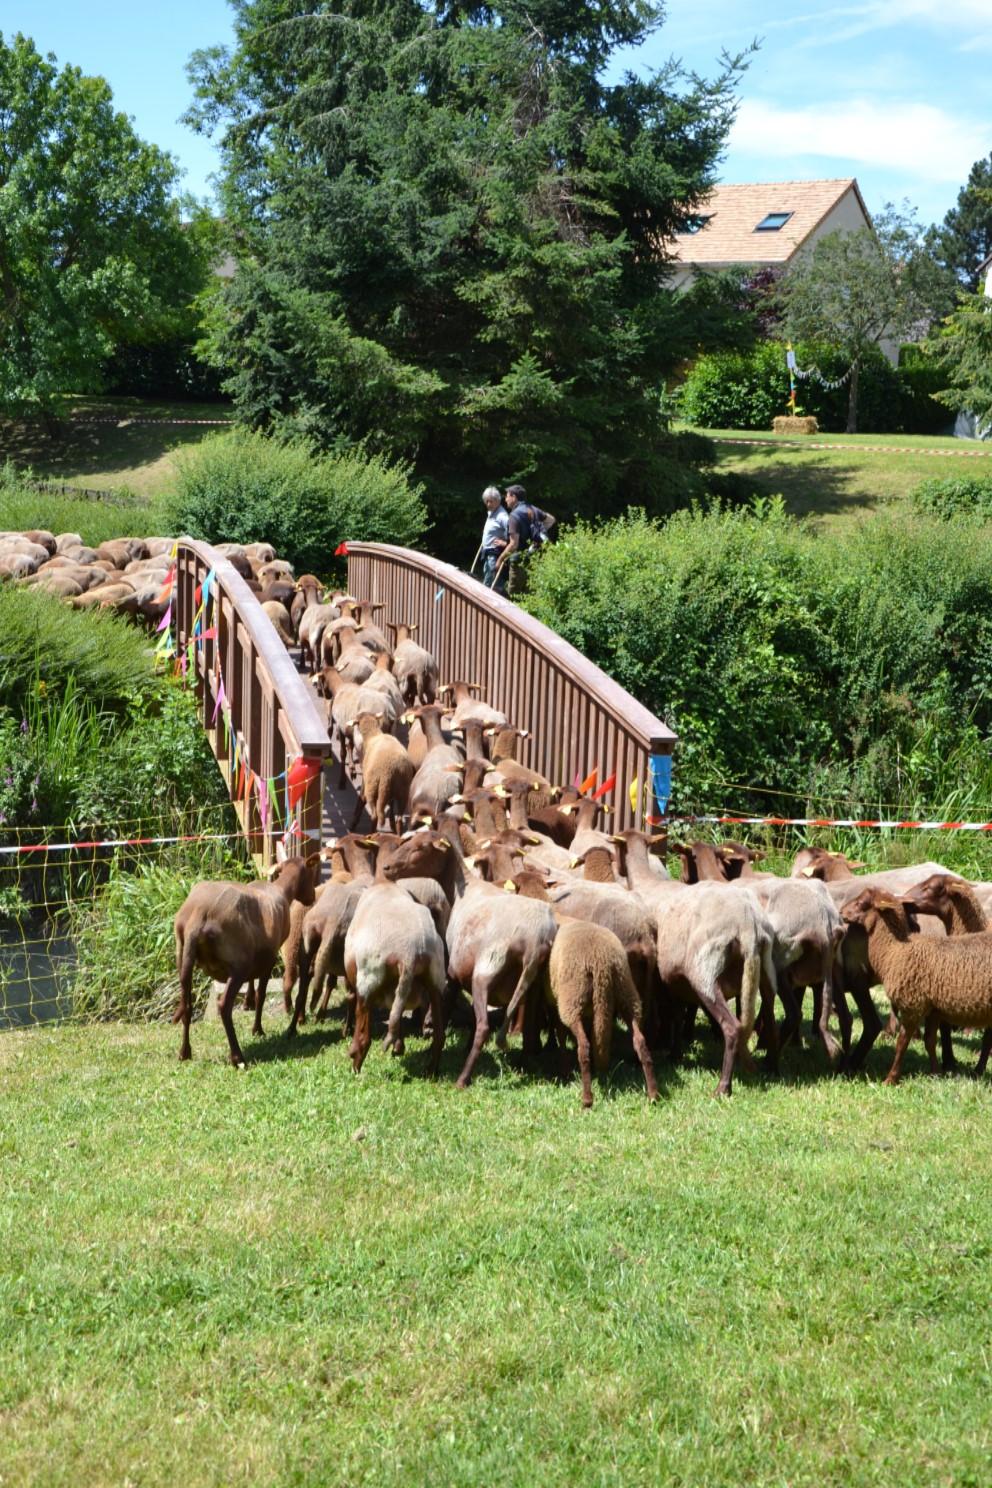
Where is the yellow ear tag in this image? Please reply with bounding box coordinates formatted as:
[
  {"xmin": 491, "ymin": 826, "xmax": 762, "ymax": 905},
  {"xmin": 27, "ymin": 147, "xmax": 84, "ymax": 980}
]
[{"xmin": 504, "ymin": 880, "xmax": 517, "ymax": 892}]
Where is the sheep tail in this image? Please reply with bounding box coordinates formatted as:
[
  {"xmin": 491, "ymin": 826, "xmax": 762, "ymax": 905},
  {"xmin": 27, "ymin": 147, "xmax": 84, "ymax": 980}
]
[
  {"xmin": 591, "ymin": 981, "xmax": 613, "ymax": 1074},
  {"xmin": 739, "ymin": 951, "xmax": 760, "ymax": 1038}
]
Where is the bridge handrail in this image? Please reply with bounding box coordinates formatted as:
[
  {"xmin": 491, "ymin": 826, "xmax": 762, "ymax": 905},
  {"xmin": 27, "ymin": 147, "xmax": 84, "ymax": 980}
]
[
  {"xmin": 346, "ymin": 543, "xmax": 675, "ymax": 830},
  {"xmin": 174, "ymin": 538, "xmax": 331, "ymax": 863}
]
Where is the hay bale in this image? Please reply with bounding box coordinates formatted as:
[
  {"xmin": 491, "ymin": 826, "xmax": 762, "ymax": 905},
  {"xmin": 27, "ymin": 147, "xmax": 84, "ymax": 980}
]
[{"xmin": 772, "ymin": 415, "xmax": 819, "ymax": 435}]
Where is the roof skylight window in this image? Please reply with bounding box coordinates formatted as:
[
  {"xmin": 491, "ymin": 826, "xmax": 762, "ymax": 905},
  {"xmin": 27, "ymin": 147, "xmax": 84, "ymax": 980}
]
[{"xmin": 755, "ymin": 211, "xmax": 793, "ymax": 232}]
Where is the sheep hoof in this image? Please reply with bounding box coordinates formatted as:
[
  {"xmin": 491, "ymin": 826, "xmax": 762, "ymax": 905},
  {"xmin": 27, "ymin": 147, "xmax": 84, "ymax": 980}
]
[{"xmin": 494, "ymin": 1028, "xmax": 508, "ymax": 1051}]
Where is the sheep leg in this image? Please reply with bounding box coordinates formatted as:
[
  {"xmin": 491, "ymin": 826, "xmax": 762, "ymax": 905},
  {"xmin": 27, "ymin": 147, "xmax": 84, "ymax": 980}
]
[
  {"xmin": 425, "ymin": 986, "xmax": 445, "ymax": 1078},
  {"xmin": 759, "ymin": 963, "xmax": 780, "ymax": 1074},
  {"xmin": 251, "ymin": 961, "xmax": 276, "ymax": 1037},
  {"xmin": 923, "ymin": 1013, "xmax": 942, "ymax": 1075},
  {"xmin": 217, "ymin": 977, "xmax": 248, "ymax": 1067},
  {"xmin": 566, "ymin": 1016, "xmax": 595, "ymax": 1108},
  {"xmin": 350, "ymin": 999, "xmax": 372, "ymax": 1072},
  {"xmin": 174, "ymin": 947, "xmax": 195, "ymax": 1062},
  {"xmin": 630, "ymin": 1018, "xmax": 660, "ymax": 1103},
  {"xmin": 883, "ymin": 1014, "xmax": 919, "ymax": 1086},
  {"xmin": 495, "ymin": 950, "xmax": 548, "ymax": 1050},
  {"xmin": 383, "ymin": 964, "xmax": 415, "ymax": 1055},
  {"xmin": 840, "ymin": 974, "xmax": 883, "ymax": 1073},
  {"xmin": 976, "ymin": 1029, "xmax": 992, "ymax": 1077},
  {"xmin": 287, "ymin": 940, "xmax": 315, "ymax": 1036},
  {"xmin": 939, "ymin": 1021, "xmax": 960, "ymax": 1073},
  {"xmin": 700, "ymin": 988, "xmax": 743, "ymax": 1097},
  {"xmin": 455, "ymin": 986, "xmax": 492, "ymax": 1089},
  {"xmin": 349, "ymin": 793, "xmax": 367, "ymax": 832}
]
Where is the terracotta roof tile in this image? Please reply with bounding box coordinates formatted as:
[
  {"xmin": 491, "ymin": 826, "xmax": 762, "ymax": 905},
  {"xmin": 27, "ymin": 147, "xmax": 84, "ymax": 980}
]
[{"xmin": 666, "ymin": 179, "xmax": 868, "ymax": 267}]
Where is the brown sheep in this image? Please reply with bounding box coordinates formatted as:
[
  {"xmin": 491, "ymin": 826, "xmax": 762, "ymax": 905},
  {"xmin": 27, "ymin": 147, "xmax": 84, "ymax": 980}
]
[
  {"xmin": 840, "ymin": 887, "xmax": 992, "ymax": 1085},
  {"xmin": 173, "ymin": 853, "xmax": 320, "ymax": 1066}
]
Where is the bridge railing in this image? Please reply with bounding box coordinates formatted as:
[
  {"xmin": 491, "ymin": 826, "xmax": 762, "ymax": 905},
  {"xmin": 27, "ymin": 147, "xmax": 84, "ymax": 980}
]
[
  {"xmin": 346, "ymin": 543, "xmax": 676, "ymax": 832},
  {"xmin": 174, "ymin": 540, "xmax": 332, "ymax": 866}
]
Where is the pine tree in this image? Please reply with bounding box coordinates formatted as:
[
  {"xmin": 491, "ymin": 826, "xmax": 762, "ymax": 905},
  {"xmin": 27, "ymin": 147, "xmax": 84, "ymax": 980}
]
[
  {"xmin": 186, "ymin": 1, "xmax": 748, "ymax": 551},
  {"xmin": 929, "ymin": 154, "xmax": 992, "ymax": 293}
]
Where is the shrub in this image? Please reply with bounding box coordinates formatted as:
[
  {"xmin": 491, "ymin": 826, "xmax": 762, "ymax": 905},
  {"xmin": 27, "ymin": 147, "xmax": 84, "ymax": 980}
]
[
  {"xmin": 910, "ymin": 474, "xmax": 992, "ymax": 519},
  {"xmin": 0, "ymin": 585, "xmax": 159, "ymax": 712},
  {"xmin": 897, "ymin": 345, "xmax": 953, "ymax": 436},
  {"xmin": 524, "ymin": 503, "xmax": 992, "ymax": 814},
  {"xmin": 165, "ymin": 429, "xmax": 428, "ymax": 575},
  {"xmin": 678, "ymin": 340, "xmax": 903, "ymax": 433}
]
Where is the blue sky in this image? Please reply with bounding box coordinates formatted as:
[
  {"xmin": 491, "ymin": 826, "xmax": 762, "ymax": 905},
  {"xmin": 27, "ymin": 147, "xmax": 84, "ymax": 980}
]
[{"xmin": 6, "ymin": 1, "xmax": 990, "ymax": 230}]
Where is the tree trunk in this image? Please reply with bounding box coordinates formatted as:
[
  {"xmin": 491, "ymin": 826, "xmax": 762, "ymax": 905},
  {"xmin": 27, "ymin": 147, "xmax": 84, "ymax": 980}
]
[{"xmin": 846, "ymin": 357, "xmax": 860, "ymax": 434}]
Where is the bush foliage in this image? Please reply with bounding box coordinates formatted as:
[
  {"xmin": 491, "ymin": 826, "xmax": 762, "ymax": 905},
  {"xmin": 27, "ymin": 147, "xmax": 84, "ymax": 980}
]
[
  {"xmin": 165, "ymin": 429, "xmax": 428, "ymax": 575},
  {"xmin": 0, "ymin": 587, "xmax": 228, "ymax": 838},
  {"xmin": 910, "ymin": 474, "xmax": 992, "ymax": 518},
  {"xmin": 677, "ymin": 340, "xmax": 912, "ymax": 434},
  {"xmin": 524, "ymin": 503, "xmax": 992, "ymax": 814}
]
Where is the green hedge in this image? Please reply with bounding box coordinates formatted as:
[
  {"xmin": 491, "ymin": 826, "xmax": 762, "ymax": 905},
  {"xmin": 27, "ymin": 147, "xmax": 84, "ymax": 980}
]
[
  {"xmin": 165, "ymin": 429, "xmax": 428, "ymax": 576},
  {"xmin": 898, "ymin": 345, "xmax": 953, "ymax": 436},
  {"xmin": 677, "ymin": 340, "xmax": 904, "ymax": 434},
  {"xmin": 523, "ymin": 503, "xmax": 992, "ymax": 816}
]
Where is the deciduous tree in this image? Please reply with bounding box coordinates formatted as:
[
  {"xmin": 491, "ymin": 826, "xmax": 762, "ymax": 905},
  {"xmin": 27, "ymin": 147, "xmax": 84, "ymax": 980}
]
[
  {"xmin": 775, "ymin": 205, "xmax": 954, "ymax": 433},
  {"xmin": 0, "ymin": 31, "xmax": 214, "ymax": 421}
]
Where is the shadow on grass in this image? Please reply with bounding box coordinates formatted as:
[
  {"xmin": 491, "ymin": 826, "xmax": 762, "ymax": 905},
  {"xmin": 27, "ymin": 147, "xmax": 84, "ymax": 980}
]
[{"xmin": 0, "ymin": 403, "xmax": 230, "ymax": 488}]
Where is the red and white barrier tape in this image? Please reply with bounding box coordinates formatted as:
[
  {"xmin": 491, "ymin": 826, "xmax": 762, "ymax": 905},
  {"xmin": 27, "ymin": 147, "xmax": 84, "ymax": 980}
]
[
  {"xmin": 673, "ymin": 814, "xmax": 992, "ymax": 831},
  {"xmin": 711, "ymin": 438, "xmax": 992, "ymax": 458},
  {"xmin": 0, "ymin": 825, "xmax": 321, "ymax": 857},
  {"xmin": 71, "ymin": 417, "xmax": 234, "ymax": 426}
]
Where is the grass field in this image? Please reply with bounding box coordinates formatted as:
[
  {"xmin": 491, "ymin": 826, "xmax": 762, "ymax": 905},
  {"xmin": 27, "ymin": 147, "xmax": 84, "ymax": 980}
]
[
  {"xmin": 0, "ymin": 395, "xmax": 233, "ymax": 500},
  {"xmin": 2, "ymin": 1013, "xmax": 992, "ymax": 1487},
  {"xmin": 692, "ymin": 427, "xmax": 992, "ymax": 524}
]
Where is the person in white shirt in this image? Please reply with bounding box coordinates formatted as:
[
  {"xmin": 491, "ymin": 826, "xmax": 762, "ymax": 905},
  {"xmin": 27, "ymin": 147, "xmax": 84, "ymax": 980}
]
[{"xmin": 479, "ymin": 485, "xmax": 509, "ymax": 595}]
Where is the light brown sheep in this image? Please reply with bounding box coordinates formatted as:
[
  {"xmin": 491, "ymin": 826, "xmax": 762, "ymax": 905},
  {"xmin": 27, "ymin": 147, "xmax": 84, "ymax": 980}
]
[
  {"xmin": 840, "ymin": 887, "xmax": 992, "ymax": 1085},
  {"xmin": 173, "ymin": 853, "xmax": 320, "ymax": 1066}
]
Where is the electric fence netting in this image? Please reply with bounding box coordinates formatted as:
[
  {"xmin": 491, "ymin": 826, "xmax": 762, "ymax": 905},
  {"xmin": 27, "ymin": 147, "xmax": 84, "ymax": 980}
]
[{"xmin": 0, "ymin": 804, "xmax": 249, "ymax": 1028}]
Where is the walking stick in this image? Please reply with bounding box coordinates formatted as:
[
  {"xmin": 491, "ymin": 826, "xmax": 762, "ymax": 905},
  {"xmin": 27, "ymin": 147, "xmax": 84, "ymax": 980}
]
[{"xmin": 468, "ymin": 543, "xmax": 484, "ymax": 576}]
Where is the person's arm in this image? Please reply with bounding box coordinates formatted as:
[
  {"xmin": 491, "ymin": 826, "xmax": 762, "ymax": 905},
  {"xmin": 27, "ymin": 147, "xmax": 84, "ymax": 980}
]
[
  {"xmin": 495, "ymin": 516, "xmax": 520, "ymax": 569},
  {"xmin": 540, "ymin": 511, "xmax": 556, "ymax": 536}
]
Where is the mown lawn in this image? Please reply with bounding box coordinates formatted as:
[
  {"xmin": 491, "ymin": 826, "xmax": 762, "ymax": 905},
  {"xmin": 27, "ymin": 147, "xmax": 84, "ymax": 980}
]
[
  {"xmin": 2, "ymin": 1014, "xmax": 991, "ymax": 1487},
  {"xmin": 0, "ymin": 395, "xmax": 233, "ymax": 500},
  {"xmin": 690, "ymin": 426, "xmax": 992, "ymax": 524}
]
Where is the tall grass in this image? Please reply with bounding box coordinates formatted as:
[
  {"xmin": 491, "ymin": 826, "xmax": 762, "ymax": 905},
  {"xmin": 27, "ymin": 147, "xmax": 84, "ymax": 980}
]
[
  {"xmin": 0, "ymin": 461, "xmax": 167, "ymax": 545},
  {"xmin": 69, "ymin": 837, "xmax": 253, "ymax": 1022}
]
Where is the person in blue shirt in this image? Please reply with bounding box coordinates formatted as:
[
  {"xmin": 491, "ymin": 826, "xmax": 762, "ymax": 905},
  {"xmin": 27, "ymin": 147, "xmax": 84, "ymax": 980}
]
[{"xmin": 479, "ymin": 485, "xmax": 510, "ymax": 595}]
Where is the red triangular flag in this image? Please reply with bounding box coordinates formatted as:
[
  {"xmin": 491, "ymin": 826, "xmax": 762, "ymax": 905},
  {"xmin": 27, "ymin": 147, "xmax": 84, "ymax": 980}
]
[
  {"xmin": 592, "ymin": 772, "xmax": 616, "ymax": 800},
  {"xmin": 334, "ymin": 542, "xmax": 349, "ymax": 556}
]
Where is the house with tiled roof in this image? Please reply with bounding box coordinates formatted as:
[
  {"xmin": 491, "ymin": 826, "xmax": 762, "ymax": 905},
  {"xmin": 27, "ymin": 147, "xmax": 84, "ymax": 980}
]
[{"xmin": 666, "ymin": 178, "xmax": 872, "ymax": 288}]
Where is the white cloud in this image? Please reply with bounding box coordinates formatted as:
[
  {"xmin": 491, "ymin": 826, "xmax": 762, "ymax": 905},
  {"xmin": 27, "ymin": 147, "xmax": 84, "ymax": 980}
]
[{"xmin": 731, "ymin": 97, "xmax": 987, "ymax": 184}]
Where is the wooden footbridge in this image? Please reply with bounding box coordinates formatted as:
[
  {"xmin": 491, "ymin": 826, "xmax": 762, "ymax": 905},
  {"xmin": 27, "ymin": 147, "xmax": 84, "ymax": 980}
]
[{"xmin": 174, "ymin": 539, "xmax": 676, "ymax": 863}]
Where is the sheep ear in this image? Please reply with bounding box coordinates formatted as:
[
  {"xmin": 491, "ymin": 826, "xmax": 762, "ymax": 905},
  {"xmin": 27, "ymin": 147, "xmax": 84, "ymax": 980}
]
[
  {"xmin": 569, "ymin": 856, "xmax": 579, "ymax": 868},
  {"xmin": 437, "ymin": 837, "xmax": 451, "ymax": 850},
  {"xmin": 560, "ymin": 805, "xmax": 574, "ymax": 816},
  {"xmin": 464, "ymin": 855, "xmax": 477, "ymax": 870},
  {"xmin": 878, "ymin": 897, "xmax": 901, "ymax": 911},
  {"xmin": 275, "ymin": 839, "xmax": 288, "ymax": 865},
  {"xmin": 600, "ymin": 805, "xmax": 612, "ymax": 814},
  {"xmin": 504, "ymin": 880, "xmax": 517, "ymax": 893},
  {"xmin": 526, "ymin": 835, "xmax": 542, "ymax": 845},
  {"xmin": 305, "ymin": 852, "xmax": 322, "ymax": 868}
]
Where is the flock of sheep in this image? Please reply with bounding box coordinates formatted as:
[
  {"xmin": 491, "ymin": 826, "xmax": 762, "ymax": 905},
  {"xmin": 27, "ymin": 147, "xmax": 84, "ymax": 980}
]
[
  {"xmin": 7, "ymin": 525, "xmax": 992, "ymax": 1102},
  {"xmin": 170, "ymin": 549, "xmax": 992, "ymax": 1102}
]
